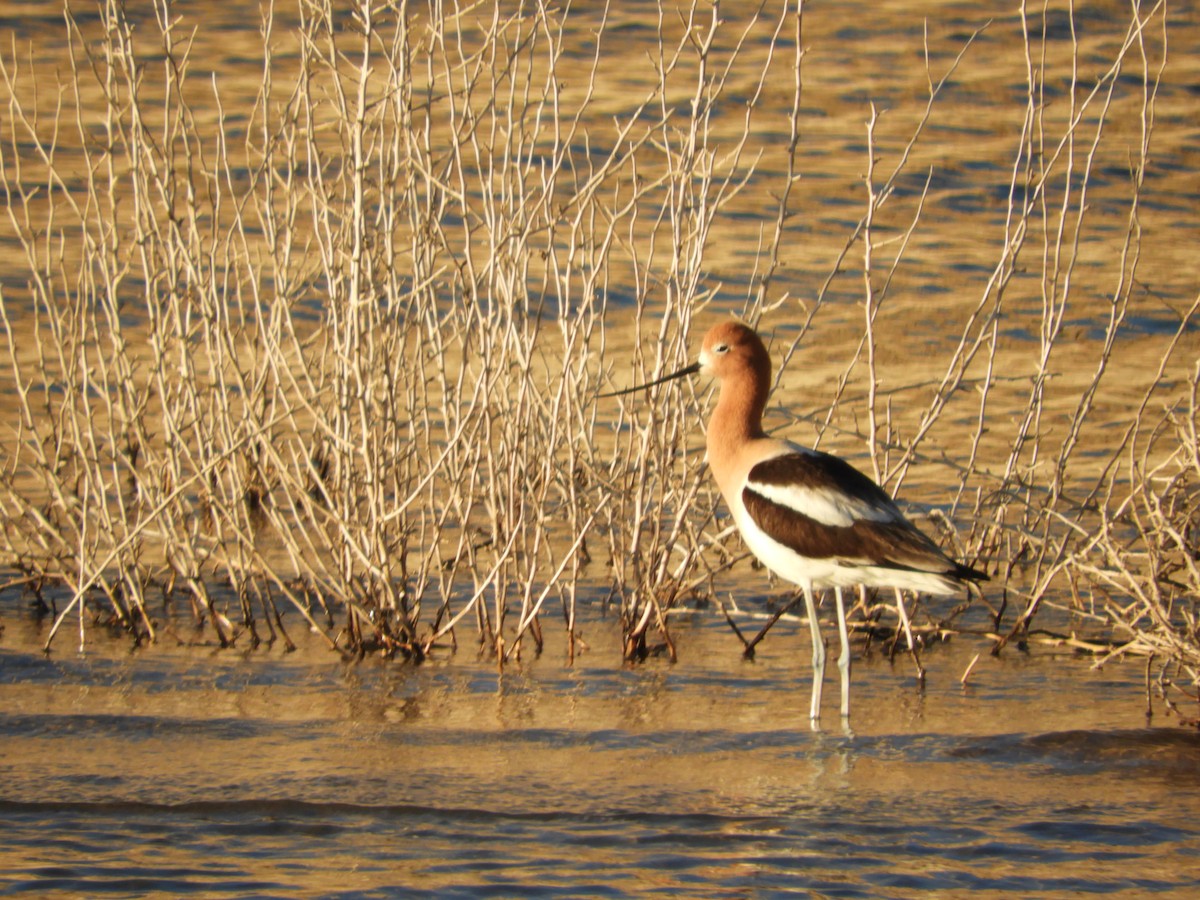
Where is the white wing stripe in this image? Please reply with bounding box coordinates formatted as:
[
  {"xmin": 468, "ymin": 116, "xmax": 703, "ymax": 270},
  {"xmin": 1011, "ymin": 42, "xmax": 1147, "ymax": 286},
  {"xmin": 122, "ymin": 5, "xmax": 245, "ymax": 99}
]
[{"xmin": 747, "ymin": 480, "xmax": 897, "ymax": 528}]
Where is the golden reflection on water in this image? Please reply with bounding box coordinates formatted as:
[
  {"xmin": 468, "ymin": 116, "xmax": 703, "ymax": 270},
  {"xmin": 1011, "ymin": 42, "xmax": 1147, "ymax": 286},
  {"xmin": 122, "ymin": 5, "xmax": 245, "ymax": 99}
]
[{"xmin": 3, "ymin": 606, "xmax": 1200, "ymax": 896}]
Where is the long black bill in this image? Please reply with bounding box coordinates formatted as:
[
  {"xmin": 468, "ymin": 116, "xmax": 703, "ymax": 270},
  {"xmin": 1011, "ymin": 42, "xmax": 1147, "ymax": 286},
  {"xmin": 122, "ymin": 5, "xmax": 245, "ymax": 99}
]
[{"xmin": 598, "ymin": 362, "xmax": 701, "ymax": 398}]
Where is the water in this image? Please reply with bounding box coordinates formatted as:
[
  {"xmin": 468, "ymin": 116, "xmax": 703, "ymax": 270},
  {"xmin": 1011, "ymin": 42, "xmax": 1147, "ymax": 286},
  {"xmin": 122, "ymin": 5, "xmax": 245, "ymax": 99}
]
[{"xmin": 3, "ymin": 600, "xmax": 1199, "ymax": 898}]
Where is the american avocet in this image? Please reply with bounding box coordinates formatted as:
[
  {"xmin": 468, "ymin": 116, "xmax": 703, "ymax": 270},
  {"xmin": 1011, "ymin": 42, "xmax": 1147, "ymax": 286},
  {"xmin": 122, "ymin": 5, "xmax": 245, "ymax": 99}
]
[{"xmin": 605, "ymin": 321, "xmax": 987, "ymax": 722}]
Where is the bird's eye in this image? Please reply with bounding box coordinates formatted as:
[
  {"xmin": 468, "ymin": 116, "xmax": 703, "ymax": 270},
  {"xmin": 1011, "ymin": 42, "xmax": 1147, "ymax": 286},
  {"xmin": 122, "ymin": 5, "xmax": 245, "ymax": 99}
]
[{"xmin": 713, "ymin": 343, "xmax": 729, "ymax": 354}]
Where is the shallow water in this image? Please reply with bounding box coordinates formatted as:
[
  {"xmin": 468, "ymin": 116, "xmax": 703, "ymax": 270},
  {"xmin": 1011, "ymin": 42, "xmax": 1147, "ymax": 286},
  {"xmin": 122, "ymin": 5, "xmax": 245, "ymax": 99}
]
[{"xmin": 3, "ymin": 600, "xmax": 1200, "ymax": 898}]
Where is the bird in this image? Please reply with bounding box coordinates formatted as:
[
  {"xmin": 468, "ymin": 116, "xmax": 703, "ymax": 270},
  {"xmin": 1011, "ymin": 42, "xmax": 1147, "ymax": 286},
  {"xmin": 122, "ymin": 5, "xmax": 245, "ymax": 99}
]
[{"xmin": 604, "ymin": 320, "xmax": 987, "ymax": 723}]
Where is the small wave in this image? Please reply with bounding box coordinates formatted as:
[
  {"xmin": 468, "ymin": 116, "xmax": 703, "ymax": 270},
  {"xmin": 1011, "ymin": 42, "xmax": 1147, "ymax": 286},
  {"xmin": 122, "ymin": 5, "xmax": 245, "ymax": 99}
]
[{"xmin": 947, "ymin": 727, "xmax": 1200, "ymax": 779}]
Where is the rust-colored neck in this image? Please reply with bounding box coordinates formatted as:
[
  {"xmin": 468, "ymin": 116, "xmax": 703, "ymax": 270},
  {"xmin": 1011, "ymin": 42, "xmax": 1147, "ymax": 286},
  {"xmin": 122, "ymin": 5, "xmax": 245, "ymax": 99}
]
[{"xmin": 705, "ymin": 354, "xmax": 771, "ymax": 500}]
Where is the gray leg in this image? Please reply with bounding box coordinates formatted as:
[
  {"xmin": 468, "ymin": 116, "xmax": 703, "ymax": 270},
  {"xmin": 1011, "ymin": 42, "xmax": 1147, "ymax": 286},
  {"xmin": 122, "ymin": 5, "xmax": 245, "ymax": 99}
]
[
  {"xmin": 834, "ymin": 586, "xmax": 852, "ymax": 719},
  {"xmin": 803, "ymin": 583, "xmax": 824, "ymax": 721}
]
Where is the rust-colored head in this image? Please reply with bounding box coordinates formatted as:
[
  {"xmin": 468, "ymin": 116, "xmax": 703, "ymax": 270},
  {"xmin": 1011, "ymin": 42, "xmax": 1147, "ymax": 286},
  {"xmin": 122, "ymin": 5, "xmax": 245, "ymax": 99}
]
[
  {"xmin": 599, "ymin": 320, "xmax": 772, "ymax": 406},
  {"xmin": 695, "ymin": 321, "xmax": 774, "ymax": 446},
  {"xmin": 698, "ymin": 321, "xmax": 771, "ymax": 386}
]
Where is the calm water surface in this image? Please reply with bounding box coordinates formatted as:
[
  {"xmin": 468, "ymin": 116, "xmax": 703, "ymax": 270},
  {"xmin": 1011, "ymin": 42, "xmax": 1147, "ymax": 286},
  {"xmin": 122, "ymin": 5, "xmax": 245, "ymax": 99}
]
[{"xmin": 3, "ymin": 598, "xmax": 1199, "ymax": 898}]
